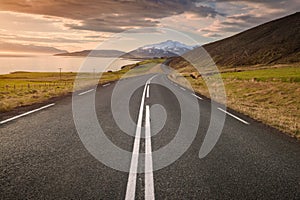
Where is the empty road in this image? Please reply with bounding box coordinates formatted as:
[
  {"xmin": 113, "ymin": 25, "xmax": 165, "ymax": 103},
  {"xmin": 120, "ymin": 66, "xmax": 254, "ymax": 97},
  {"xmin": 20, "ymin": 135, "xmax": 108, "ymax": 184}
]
[{"xmin": 0, "ymin": 70, "xmax": 299, "ymax": 199}]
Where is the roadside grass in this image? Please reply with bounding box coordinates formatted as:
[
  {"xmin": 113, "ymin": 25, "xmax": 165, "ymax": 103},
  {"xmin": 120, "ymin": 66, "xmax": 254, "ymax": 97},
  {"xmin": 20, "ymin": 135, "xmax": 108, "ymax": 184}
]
[
  {"xmin": 0, "ymin": 58, "xmax": 165, "ymax": 112},
  {"xmin": 169, "ymin": 64, "xmax": 300, "ymax": 139},
  {"xmin": 221, "ymin": 67, "xmax": 300, "ymax": 82},
  {"xmin": 1, "ymin": 72, "xmax": 79, "ymax": 112}
]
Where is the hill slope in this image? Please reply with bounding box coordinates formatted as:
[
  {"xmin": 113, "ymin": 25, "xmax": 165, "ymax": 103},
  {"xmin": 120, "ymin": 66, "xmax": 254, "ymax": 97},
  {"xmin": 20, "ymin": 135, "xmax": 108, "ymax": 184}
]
[{"xmin": 201, "ymin": 12, "xmax": 300, "ymax": 67}]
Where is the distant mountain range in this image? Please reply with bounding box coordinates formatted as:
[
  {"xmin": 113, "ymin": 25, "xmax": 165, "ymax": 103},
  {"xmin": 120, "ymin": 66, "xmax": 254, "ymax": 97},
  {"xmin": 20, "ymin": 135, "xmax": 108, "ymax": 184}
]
[
  {"xmin": 124, "ymin": 40, "xmax": 196, "ymax": 58},
  {"xmin": 55, "ymin": 40, "xmax": 196, "ymax": 58},
  {"xmin": 201, "ymin": 12, "xmax": 300, "ymax": 66},
  {"xmin": 0, "ymin": 42, "xmax": 67, "ymax": 55}
]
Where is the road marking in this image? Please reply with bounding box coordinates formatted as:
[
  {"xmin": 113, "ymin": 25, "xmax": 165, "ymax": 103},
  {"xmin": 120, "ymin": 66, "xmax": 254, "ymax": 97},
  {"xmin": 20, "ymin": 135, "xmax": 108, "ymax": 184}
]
[
  {"xmin": 125, "ymin": 75, "xmax": 156, "ymax": 200},
  {"xmin": 146, "ymin": 85, "xmax": 150, "ymax": 98},
  {"xmin": 218, "ymin": 108, "xmax": 250, "ymax": 125},
  {"xmin": 78, "ymin": 89, "xmax": 94, "ymax": 96},
  {"xmin": 145, "ymin": 105, "xmax": 155, "ymax": 200},
  {"xmin": 103, "ymin": 83, "xmax": 110, "ymax": 87},
  {"xmin": 180, "ymin": 87, "xmax": 186, "ymax": 91},
  {"xmin": 192, "ymin": 93, "xmax": 203, "ymax": 100},
  {"xmin": 0, "ymin": 103, "xmax": 55, "ymax": 125},
  {"xmin": 146, "ymin": 74, "xmax": 158, "ymax": 84}
]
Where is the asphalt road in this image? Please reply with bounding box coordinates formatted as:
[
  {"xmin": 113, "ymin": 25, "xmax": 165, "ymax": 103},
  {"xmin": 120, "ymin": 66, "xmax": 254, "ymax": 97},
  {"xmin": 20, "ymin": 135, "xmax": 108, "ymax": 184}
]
[{"xmin": 0, "ymin": 69, "xmax": 299, "ymax": 199}]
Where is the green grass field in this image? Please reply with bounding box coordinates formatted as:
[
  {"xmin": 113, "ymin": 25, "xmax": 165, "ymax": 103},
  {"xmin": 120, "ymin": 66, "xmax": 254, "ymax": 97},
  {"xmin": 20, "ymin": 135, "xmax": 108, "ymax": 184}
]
[
  {"xmin": 0, "ymin": 58, "xmax": 165, "ymax": 112},
  {"xmin": 170, "ymin": 64, "xmax": 300, "ymax": 139},
  {"xmin": 221, "ymin": 67, "xmax": 300, "ymax": 82}
]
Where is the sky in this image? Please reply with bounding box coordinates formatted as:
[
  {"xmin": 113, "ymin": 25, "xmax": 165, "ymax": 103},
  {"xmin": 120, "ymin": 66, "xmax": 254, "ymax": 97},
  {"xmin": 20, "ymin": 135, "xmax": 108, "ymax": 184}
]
[{"xmin": 0, "ymin": 0, "xmax": 299, "ymax": 54}]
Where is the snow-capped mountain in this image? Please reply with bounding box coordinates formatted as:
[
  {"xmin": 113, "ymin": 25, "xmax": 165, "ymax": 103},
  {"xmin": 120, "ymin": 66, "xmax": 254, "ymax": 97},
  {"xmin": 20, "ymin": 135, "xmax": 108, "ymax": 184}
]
[
  {"xmin": 125, "ymin": 40, "xmax": 196, "ymax": 58},
  {"xmin": 141, "ymin": 40, "xmax": 194, "ymax": 54},
  {"xmin": 55, "ymin": 40, "xmax": 197, "ymax": 59}
]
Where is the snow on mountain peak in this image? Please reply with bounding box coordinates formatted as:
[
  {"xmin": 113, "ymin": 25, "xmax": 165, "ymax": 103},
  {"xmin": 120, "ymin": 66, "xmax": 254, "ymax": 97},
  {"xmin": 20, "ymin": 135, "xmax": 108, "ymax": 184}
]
[
  {"xmin": 141, "ymin": 40, "xmax": 194, "ymax": 51},
  {"xmin": 137, "ymin": 40, "xmax": 196, "ymax": 56}
]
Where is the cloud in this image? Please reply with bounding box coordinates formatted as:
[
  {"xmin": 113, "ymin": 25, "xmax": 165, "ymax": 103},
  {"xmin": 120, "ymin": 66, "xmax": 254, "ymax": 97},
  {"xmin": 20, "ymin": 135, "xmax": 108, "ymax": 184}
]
[
  {"xmin": 0, "ymin": 0, "xmax": 299, "ymax": 51},
  {"xmin": 65, "ymin": 16, "xmax": 160, "ymax": 33},
  {"xmin": 199, "ymin": 0, "xmax": 300, "ymax": 37},
  {"xmin": 200, "ymin": 14, "xmax": 259, "ymax": 35},
  {"xmin": 0, "ymin": 0, "xmax": 223, "ymax": 32},
  {"xmin": 0, "ymin": 32, "xmax": 98, "ymax": 44},
  {"xmin": 203, "ymin": 33, "xmax": 223, "ymax": 37},
  {"xmin": 0, "ymin": 11, "xmax": 112, "ymax": 52}
]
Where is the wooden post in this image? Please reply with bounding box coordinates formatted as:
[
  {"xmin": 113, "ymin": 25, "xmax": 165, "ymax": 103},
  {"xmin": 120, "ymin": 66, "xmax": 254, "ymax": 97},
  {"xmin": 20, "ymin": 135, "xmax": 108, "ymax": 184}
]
[{"xmin": 58, "ymin": 68, "xmax": 62, "ymax": 81}]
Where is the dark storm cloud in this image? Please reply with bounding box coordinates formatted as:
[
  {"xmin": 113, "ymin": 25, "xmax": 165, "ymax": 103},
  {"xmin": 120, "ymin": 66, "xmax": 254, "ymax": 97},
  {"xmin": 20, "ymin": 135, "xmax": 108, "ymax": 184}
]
[{"xmin": 0, "ymin": 0, "xmax": 223, "ymax": 32}]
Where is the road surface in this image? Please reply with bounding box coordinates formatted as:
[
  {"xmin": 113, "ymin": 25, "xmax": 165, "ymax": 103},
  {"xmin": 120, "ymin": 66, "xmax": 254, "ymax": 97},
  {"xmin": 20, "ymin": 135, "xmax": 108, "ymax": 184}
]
[{"xmin": 0, "ymin": 70, "xmax": 299, "ymax": 199}]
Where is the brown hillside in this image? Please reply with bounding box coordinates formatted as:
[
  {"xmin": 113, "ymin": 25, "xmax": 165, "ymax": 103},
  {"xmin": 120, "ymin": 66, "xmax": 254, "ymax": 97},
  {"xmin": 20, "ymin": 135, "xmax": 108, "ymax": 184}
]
[{"xmin": 201, "ymin": 12, "xmax": 300, "ymax": 67}]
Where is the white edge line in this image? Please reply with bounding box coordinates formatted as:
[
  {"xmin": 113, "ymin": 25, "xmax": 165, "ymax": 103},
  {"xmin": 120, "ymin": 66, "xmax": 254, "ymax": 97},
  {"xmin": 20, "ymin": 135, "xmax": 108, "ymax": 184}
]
[
  {"xmin": 192, "ymin": 93, "xmax": 203, "ymax": 100},
  {"xmin": 218, "ymin": 108, "xmax": 250, "ymax": 125},
  {"xmin": 180, "ymin": 87, "xmax": 186, "ymax": 91},
  {"xmin": 103, "ymin": 83, "xmax": 111, "ymax": 87},
  {"xmin": 0, "ymin": 103, "xmax": 55, "ymax": 125},
  {"xmin": 78, "ymin": 89, "xmax": 94, "ymax": 96},
  {"xmin": 147, "ymin": 74, "xmax": 158, "ymax": 84},
  {"xmin": 145, "ymin": 105, "xmax": 155, "ymax": 200}
]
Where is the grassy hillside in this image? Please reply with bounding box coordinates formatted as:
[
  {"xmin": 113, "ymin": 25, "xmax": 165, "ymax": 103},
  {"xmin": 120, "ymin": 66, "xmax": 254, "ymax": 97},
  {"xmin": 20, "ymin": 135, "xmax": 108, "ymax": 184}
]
[{"xmin": 201, "ymin": 12, "xmax": 300, "ymax": 67}]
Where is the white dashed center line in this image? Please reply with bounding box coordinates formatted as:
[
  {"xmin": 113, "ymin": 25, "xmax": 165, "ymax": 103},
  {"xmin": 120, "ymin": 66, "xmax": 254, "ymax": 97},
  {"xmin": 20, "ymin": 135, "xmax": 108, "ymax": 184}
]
[
  {"xmin": 145, "ymin": 105, "xmax": 155, "ymax": 200},
  {"xmin": 146, "ymin": 84, "xmax": 150, "ymax": 98},
  {"xmin": 192, "ymin": 93, "xmax": 203, "ymax": 100},
  {"xmin": 78, "ymin": 89, "xmax": 94, "ymax": 96}
]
